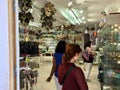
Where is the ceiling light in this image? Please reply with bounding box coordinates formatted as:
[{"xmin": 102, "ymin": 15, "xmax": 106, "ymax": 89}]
[
  {"xmin": 69, "ymin": 8, "xmax": 80, "ymax": 25},
  {"xmin": 59, "ymin": 9, "xmax": 75, "ymax": 24},
  {"xmin": 82, "ymin": 17, "xmax": 85, "ymax": 20},
  {"xmin": 75, "ymin": 0, "xmax": 85, "ymax": 4},
  {"xmin": 71, "ymin": 8, "xmax": 81, "ymax": 18},
  {"xmin": 118, "ymin": 27, "xmax": 120, "ymax": 29},
  {"xmin": 80, "ymin": 10, "xmax": 83, "ymax": 14},
  {"xmin": 59, "ymin": 8, "xmax": 81, "ymax": 25},
  {"xmin": 114, "ymin": 24, "xmax": 118, "ymax": 27},
  {"xmin": 114, "ymin": 28, "xmax": 118, "ymax": 32},
  {"xmin": 87, "ymin": 19, "xmax": 92, "ymax": 21},
  {"xmin": 83, "ymin": 21, "xmax": 86, "ymax": 24},
  {"xmin": 118, "ymin": 8, "xmax": 120, "ymax": 12},
  {"xmin": 68, "ymin": 1, "xmax": 73, "ymax": 7}
]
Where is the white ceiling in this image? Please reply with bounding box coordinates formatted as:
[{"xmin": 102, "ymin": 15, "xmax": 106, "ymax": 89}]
[{"xmin": 30, "ymin": 0, "xmax": 120, "ymax": 28}]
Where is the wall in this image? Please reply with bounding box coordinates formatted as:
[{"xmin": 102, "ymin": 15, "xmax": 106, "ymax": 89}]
[{"xmin": 0, "ymin": 0, "xmax": 10, "ymax": 90}]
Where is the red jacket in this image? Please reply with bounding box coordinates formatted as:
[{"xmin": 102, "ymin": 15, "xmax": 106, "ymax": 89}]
[{"xmin": 58, "ymin": 63, "xmax": 88, "ymax": 90}]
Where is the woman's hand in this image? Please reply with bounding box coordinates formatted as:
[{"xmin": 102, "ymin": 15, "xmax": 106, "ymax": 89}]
[{"xmin": 46, "ymin": 76, "xmax": 52, "ymax": 82}]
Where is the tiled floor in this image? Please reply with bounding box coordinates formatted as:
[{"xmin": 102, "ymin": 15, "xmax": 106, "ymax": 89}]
[{"xmin": 33, "ymin": 62, "xmax": 101, "ymax": 90}]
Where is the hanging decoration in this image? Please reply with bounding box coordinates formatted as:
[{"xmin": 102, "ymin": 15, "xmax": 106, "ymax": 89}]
[
  {"xmin": 19, "ymin": 12, "xmax": 34, "ymax": 26},
  {"xmin": 19, "ymin": 0, "xmax": 32, "ymax": 12},
  {"xmin": 40, "ymin": 1, "xmax": 56, "ymax": 30},
  {"xmin": 19, "ymin": 0, "xmax": 34, "ymax": 26}
]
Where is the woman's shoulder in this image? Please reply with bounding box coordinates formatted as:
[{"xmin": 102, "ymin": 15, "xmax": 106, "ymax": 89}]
[
  {"xmin": 72, "ymin": 66, "xmax": 83, "ymax": 74},
  {"xmin": 71, "ymin": 66, "xmax": 84, "ymax": 78},
  {"xmin": 76, "ymin": 66, "xmax": 82, "ymax": 70}
]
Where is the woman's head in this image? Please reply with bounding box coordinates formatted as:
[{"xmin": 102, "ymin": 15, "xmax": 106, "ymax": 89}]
[
  {"xmin": 62, "ymin": 44, "xmax": 82, "ymax": 63},
  {"xmin": 55, "ymin": 40, "xmax": 66, "ymax": 53}
]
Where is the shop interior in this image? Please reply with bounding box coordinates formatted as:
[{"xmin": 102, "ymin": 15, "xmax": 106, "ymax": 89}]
[{"xmin": 18, "ymin": 0, "xmax": 120, "ymax": 90}]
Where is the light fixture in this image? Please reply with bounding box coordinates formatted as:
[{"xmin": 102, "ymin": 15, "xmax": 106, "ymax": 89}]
[
  {"xmin": 114, "ymin": 24, "xmax": 118, "ymax": 27},
  {"xmin": 82, "ymin": 17, "xmax": 85, "ymax": 20},
  {"xmin": 70, "ymin": 8, "xmax": 81, "ymax": 24},
  {"xmin": 59, "ymin": 8, "xmax": 86, "ymax": 25},
  {"xmin": 68, "ymin": 1, "xmax": 73, "ymax": 7},
  {"xmin": 80, "ymin": 10, "xmax": 83, "ymax": 14},
  {"xmin": 75, "ymin": 0, "xmax": 85, "ymax": 4},
  {"xmin": 83, "ymin": 21, "xmax": 86, "ymax": 24},
  {"xmin": 87, "ymin": 19, "xmax": 94, "ymax": 22},
  {"xmin": 59, "ymin": 8, "xmax": 80, "ymax": 25},
  {"xmin": 118, "ymin": 8, "xmax": 120, "ymax": 12},
  {"xmin": 69, "ymin": 9, "xmax": 80, "ymax": 24},
  {"xmin": 59, "ymin": 9, "xmax": 75, "ymax": 24}
]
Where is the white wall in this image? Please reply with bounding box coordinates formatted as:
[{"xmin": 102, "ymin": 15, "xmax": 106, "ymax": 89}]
[{"xmin": 0, "ymin": 0, "xmax": 10, "ymax": 90}]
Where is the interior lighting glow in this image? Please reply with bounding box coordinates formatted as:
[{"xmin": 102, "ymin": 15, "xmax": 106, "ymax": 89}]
[
  {"xmin": 78, "ymin": 18, "xmax": 82, "ymax": 23},
  {"xmin": 71, "ymin": 8, "xmax": 81, "ymax": 18},
  {"xmin": 114, "ymin": 24, "xmax": 118, "ymax": 27},
  {"xmin": 80, "ymin": 10, "xmax": 83, "ymax": 14},
  {"xmin": 69, "ymin": 9, "xmax": 80, "ymax": 24},
  {"xmin": 68, "ymin": 1, "xmax": 73, "ymax": 7},
  {"xmin": 117, "ymin": 8, "xmax": 120, "ymax": 12},
  {"xmin": 83, "ymin": 21, "xmax": 86, "ymax": 24},
  {"xmin": 114, "ymin": 28, "xmax": 118, "ymax": 32},
  {"xmin": 87, "ymin": 19, "xmax": 94, "ymax": 21},
  {"xmin": 118, "ymin": 43, "xmax": 120, "ymax": 46},
  {"xmin": 59, "ymin": 8, "xmax": 81, "ymax": 25},
  {"xmin": 82, "ymin": 17, "xmax": 85, "ymax": 20},
  {"xmin": 59, "ymin": 9, "xmax": 75, "ymax": 24},
  {"xmin": 114, "ymin": 43, "xmax": 117, "ymax": 45},
  {"xmin": 69, "ymin": 9, "xmax": 76, "ymax": 20},
  {"xmin": 117, "ymin": 61, "xmax": 120, "ymax": 64}
]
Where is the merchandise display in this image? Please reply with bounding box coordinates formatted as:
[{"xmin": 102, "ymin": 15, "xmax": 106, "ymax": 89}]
[
  {"xmin": 98, "ymin": 27, "xmax": 120, "ymax": 90},
  {"xmin": 20, "ymin": 41, "xmax": 39, "ymax": 55},
  {"xmin": 15, "ymin": 0, "xmax": 120, "ymax": 90}
]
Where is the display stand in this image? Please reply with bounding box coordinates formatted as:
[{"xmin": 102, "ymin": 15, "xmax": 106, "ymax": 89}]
[{"xmin": 98, "ymin": 27, "xmax": 120, "ymax": 90}]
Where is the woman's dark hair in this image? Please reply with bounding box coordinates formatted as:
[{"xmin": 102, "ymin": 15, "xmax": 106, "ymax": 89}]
[
  {"xmin": 62, "ymin": 44, "xmax": 82, "ymax": 63},
  {"xmin": 84, "ymin": 41, "xmax": 91, "ymax": 49},
  {"xmin": 55, "ymin": 40, "xmax": 66, "ymax": 53}
]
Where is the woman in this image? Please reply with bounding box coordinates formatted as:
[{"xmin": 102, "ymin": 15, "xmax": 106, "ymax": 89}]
[
  {"xmin": 46, "ymin": 40, "xmax": 66, "ymax": 90},
  {"xmin": 58, "ymin": 44, "xmax": 88, "ymax": 90},
  {"xmin": 83, "ymin": 41, "xmax": 96, "ymax": 81}
]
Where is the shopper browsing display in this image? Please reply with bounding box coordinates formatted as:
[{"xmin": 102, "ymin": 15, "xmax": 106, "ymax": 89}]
[
  {"xmin": 82, "ymin": 41, "xmax": 97, "ymax": 81},
  {"xmin": 58, "ymin": 44, "xmax": 88, "ymax": 90},
  {"xmin": 46, "ymin": 40, "xmax": 66, "ymax": 90}
]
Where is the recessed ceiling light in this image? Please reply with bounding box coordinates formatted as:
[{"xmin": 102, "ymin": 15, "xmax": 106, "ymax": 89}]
[
  {"xmin": 80, "ymin": 10, "xmax": 83, "ymax": 14},
  {"xmin": 83, "ymin": 21, "xmax": 86, "ymax": 24},
  {"xmin": 114, "ymin": 28, "xmax": 118, "ymax": 32},
  {"xmin": 114, "ymin": 24, "xmax": 118, "ymax": 27},
  {"xmin": 82, "ymin": 17, "xmax": 85, "ymax": 20},
  {"xmin": 68, "ymin": 1, "xmax": 73, "ymax": 7},
  {"xmin": 87, "ymin": 19, "xmax": 95, "ymax": 22},
  {"xmin": 118, "ymin": 8, "xmax": 120, "ymax": 12},
  {"xmin": 75, "ymin": 0, "xmax": 85, "ymax": 4}
]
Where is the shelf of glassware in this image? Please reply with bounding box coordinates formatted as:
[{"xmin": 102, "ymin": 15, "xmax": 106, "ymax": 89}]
[{"xmin": 98, "ymin": 50, "xmax": 120, "ymax": 90}]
